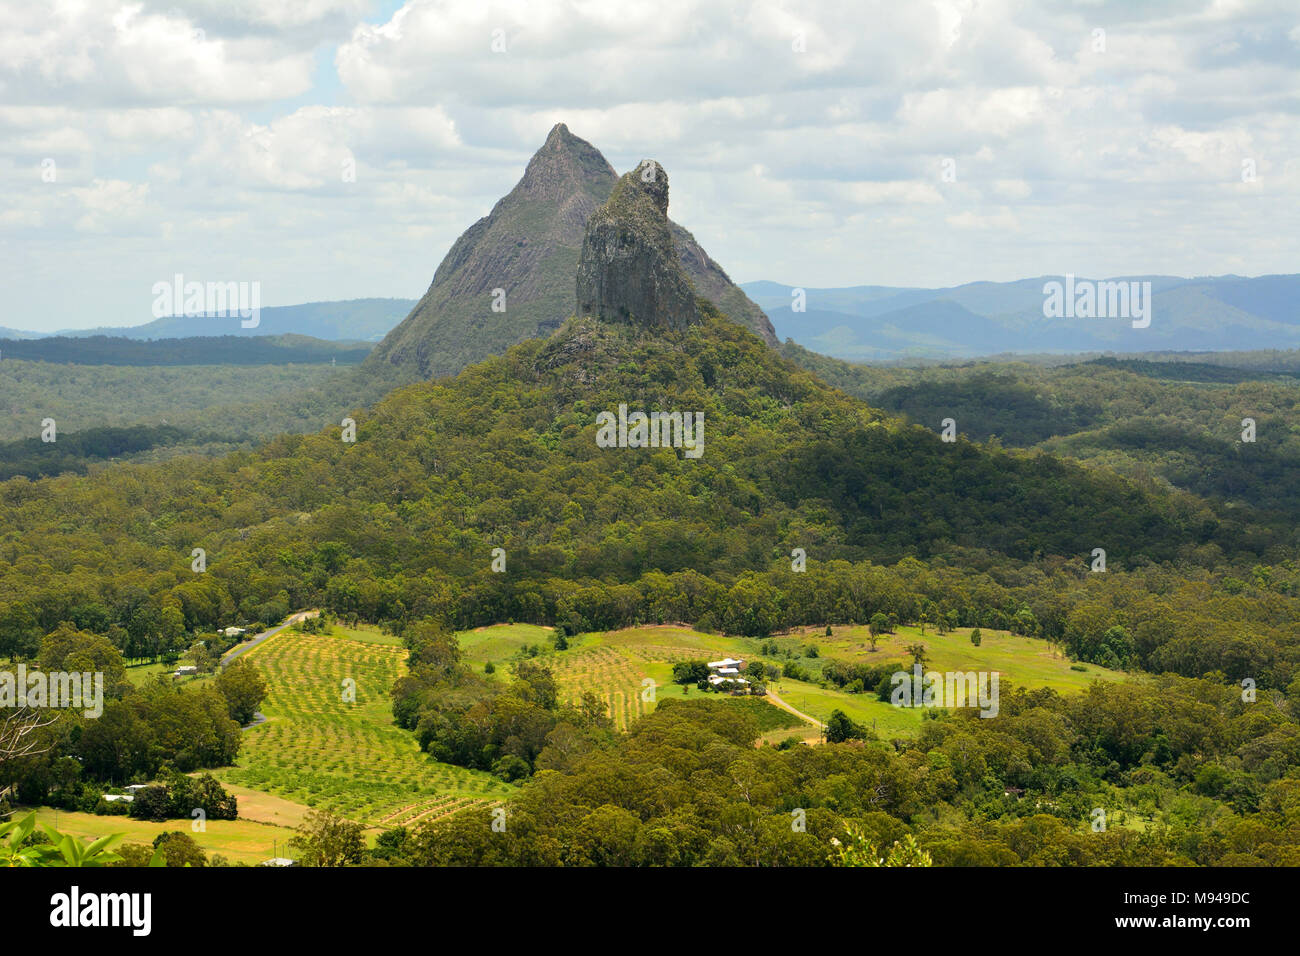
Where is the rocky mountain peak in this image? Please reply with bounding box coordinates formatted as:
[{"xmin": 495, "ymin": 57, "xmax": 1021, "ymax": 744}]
[
  {"xmin": 365, "ymin": 126, "xmax": 776, "ymax": 380},
  {"xmin": 575, "ymin": 161, "xmax": 701, "ymax": 331},
  {"xmin": 515, "ymin": 123, "xmax": 617, "ymax": 203}
]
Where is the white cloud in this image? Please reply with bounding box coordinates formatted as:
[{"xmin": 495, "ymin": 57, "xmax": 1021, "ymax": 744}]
[
  {"xmin": 1, "ymin": 0, "xmax": 1298, "ymax": 328},
  {"xmin": 0, "ymin": 2, "xmax": 316, "ymax": 106}
]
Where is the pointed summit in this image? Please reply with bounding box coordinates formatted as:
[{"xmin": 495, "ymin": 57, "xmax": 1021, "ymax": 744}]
[
  {"xmin": 366, "ymin": 126, "xmax": 777, "ymax": 380},
  {"xmin": 576, "ymin": 160, "xmax": 700, "ymax": 330},
  {"xmin": 515, "ymin": 123, "xmax": 618, "ymax": 205}
]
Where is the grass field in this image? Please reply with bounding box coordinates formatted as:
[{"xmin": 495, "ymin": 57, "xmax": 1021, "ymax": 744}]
[
  {"xmin": 455, "ymin": 621, "xmax": 1126, "ymax": 738},
  {"xmin": 457, "ymin": 623, "xmax": 557, "ymax": 665},
  {"xmin": 30, "ymin": 807, "xmax": 297, "ymax": 866},
  {"xmin": 800, "ymin": 623, "xmax": 1125, "ymax": 694},
  {"xmin": 216, "ymin": 623, "xmax": 511, "ymax": 826},
  {"xmin": 123, "ymin": 660, "xmax": 214, "ymax": 688},
  {"xmin": 460, "ymin": 625, "xmax": 759, "ymax": 731}
]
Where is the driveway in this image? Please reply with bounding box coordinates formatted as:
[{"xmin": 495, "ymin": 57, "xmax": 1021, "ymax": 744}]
[
  {"xmin": 763, "ymin": 687, "xmax": 826, "ymax": 729},
  {"xmin": 220, "ymin": 610, "xmax": 318, "ymax": 667}
]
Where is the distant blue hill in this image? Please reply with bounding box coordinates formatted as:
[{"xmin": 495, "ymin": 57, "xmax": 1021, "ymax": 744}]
[
  {"xmin": 743, "ymin": 274, "xmax": 1300, "ymax": 360},
  {"xmin": 13, "ymin": 298, "xmax": 417, "ymax": 342}
]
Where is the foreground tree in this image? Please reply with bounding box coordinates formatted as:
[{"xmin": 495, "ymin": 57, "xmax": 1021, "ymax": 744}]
[
  {"xmin": 290, "ymin": 810, "xmax": 365, "ymax": 867},
  {"xmin": 825, "ymin": 709, "xmax": 866, "ymax": 743},
  {"xmin": 215, "ymin": 659, "xmax": 268, "ymax": 726}
]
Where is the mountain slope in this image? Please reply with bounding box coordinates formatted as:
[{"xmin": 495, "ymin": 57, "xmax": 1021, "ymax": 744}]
[
  {"xmin": 0, "ymin": 308, "xmax": 1246, "ymax": 613},
  {"xmin": 366, "ymin": 124, "xmax": 775, "ymax": 380}
]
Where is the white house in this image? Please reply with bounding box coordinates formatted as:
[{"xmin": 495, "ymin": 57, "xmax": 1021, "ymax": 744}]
[
  {"xmin": 173, "ymin": 665, "xmax": 198, "ymax": 678},
  {"xmin": 706, "ymin": 657, "xmax": 752, "ymax": 692},
  {"xmin": 708, "ymin": 674, "xmax": 750, "ymax": 687},
  {"xmin": 223, "ymin": 626, "xmax": 248, "ymax": 638},
  {"xmin": 102, "ymin": 794, "xmax": 134, "ymax": 803}
]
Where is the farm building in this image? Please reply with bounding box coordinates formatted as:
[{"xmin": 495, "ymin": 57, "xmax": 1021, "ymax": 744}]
[
  {"xmin": 705, "ymin": 657, "xmax": 752, "ymax": 692},
  {"xmin": 707, "ymin": 674, "xmax": 749, "ymax": 687}
]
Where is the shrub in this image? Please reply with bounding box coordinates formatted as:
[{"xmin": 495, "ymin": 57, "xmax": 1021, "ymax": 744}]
[
  {"xmin": 94, "ymin": 797, "xmax": 131, "ymax": 816},
  {"xmin": 129, "ymin": 786, "xmax": 171, "ymax": 821}
]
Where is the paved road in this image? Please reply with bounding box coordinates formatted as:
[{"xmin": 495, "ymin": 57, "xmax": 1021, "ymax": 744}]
[
  {"xmin": 763, "ymin": 688, "xmax": 826, "ymax": 730},
  {"xmin": 220, "ymin": 610, "xmax": 317, "ymax": 668}
]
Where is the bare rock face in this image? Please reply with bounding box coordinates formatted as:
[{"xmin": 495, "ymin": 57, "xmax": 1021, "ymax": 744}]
[
  {"xmin": 366, "ymin": 125, "xmax": 776, "ymax": 382},
  {"xmin": 575, "ymin": 161, "xmax": 701, "ymax": 331},
  {"xmin": 366, "ymin": 123, "xmax": 619, "ymax": 379}
]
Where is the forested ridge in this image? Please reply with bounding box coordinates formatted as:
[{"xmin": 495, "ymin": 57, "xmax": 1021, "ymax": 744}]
[
  {"xmin": 1, "ymin": 312, "xmax": 1272, "ymax": 650},
  {"xmin": 783, "ymin": 342, "xmax": 1300, "ymax": 527}
]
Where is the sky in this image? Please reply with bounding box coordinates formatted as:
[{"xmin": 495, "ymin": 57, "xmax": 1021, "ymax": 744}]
[{"xmin": 1, "ymin": 0, "xmax": 1298, "ymax": 332}]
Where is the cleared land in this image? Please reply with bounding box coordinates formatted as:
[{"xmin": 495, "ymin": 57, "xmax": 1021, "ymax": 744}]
[
  {"xmin": 31, "ymin": 808, "xmax": 296, "ymax": 866},
  {"xmin": 216, "ymin": 623, "xmax": 510, "ymax": 825},
  {"xmin": 457, "ymin": 622, "xmax": 1125, "ymax": 738}
]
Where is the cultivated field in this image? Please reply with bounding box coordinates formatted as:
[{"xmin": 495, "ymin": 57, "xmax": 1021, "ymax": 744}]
[
  {"xmin": 760, "ymin": 623, "xmax": 1126, "ymax": 738},
  {"xmin": 456, "ymin": 621, "xmax": 1125, "ymax": 739},
  {"xmin": 217, "ymin": 624, "xmax": 510, "ymax": 826}
]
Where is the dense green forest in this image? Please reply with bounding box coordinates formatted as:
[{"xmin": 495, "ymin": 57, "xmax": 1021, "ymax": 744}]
[
  {"xmin": 1, "ymin": 315, "xmax": 1291, "ymax": 656},
  {"xmin": 387, "ymin": 680, "xmax": 1300, "ymax": 866},
  {"xmin": 4, "ymin": 313, "xmax": 1300, "ymax": 865},
  {"xmin": 0, "ymin": 355, "xmax": 406, "ymax": 464},
  {"xmin": 0, "ymin": 424, "xmax": 239, "ymax": 480},
  {"xmin": 783, "ymin": 342, "xmax": 1300, "ymax": 523}
]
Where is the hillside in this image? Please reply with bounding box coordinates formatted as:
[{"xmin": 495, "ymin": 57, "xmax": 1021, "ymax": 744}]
[
  {"xmin": 780, "ymin": 341, "xmax": 1300, "ymax": 525},
  {"xmin": 1, "ymin": 158, "xmax": 1290, "ymax": 672},
  {"xmin": 4, "ymin": 308, "xmax": 1291, "ymax": 669}
]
